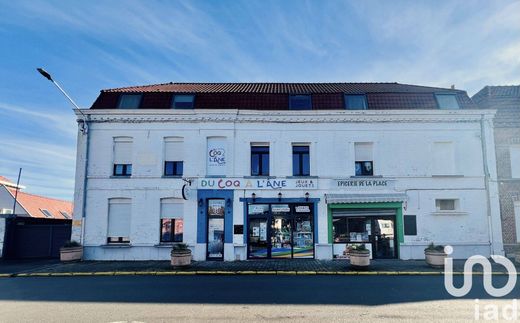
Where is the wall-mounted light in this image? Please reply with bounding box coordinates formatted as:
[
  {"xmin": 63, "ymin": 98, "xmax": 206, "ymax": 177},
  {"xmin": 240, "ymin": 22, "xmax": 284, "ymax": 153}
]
[
  {"xmin": 198, "ymin": 198, "xmax": 203, "ymax": 207},
  {"xmin": 226, "ymin": 198, "xmax": 231, "ymax": 207},
  {"xmin": 251, "ymin": 192, "xmax": 256, "ymax": 202},
  {"xmin": 278, "ymin": 192, "xmax": 282, "ymax": 201},
  {"xmin": 305, "ymin": 192, "xmax": 310, "ymax": 201}
]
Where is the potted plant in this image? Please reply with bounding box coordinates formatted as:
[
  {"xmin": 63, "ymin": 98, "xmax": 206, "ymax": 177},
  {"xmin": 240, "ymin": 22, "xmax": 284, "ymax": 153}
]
[
  {"xmin": 349, "ymin": 244, "xmax": 370, "ymax": 268},
  {"xmin": 424, "ymin": 243, "xmax": 447, "ymax": 268},
  {"xmin": 60, "ymin": 240, "xmax": 83, "ymax": 262},
  {"xmin": 171, "ymin": 243, "xmax": 192, "ymax": 267}
]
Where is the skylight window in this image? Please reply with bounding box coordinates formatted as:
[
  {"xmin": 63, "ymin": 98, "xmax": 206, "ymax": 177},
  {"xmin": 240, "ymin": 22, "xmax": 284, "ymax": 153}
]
[
  {"xmin": 60, "ymin": 211, "xmax": 71, "ymax": 219},
  {"xmin": 118, "ymin": 94, "xmax": 142, "ymax": 109},
  {"xmin": 40, "ymin": 209, "xmax": 53, "ymax": 218},
  {"xmin": 345, "ymin": 94, "xmax": 368, "ymax": 110},
  {"xmin": 435, "ymin": 94, "xmax": 460, "ymax": 109},
  {"xmin": 289, "ymin": 95, "xmax": 312, "ymax": 110},
  {"xmin": 172, "ymin": 94, "xmax": 195, "ymax": 109}
]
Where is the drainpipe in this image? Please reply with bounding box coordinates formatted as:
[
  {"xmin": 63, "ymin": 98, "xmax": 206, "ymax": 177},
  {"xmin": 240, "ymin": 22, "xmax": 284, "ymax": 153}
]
[
  {"xmin": 80, "ymin": 115, "xmax": 90, "ymax": 245},
  {"xmin": 480, "ymin": 114, "xmax": 494, "ymax": 255}
]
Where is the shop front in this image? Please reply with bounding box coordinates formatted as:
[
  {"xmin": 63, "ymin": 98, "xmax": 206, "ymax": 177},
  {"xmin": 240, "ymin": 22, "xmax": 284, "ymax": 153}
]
[
  {"xmin": 326, "ymin": 195, "xmax": 406, "ymax": 259},
  {"xmin": 246, "ymin": 202, "xmax": 316, "ymax": 259}
]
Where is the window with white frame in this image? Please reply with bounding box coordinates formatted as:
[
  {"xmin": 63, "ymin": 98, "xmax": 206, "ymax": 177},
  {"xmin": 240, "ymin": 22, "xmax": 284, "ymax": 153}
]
[
  {"xmin": 510, "ymin": 146, "xmax": 520, "ymax": 179},
  {"xmin": 432, "ymin": 141, "xmax": 455, "ymax": 175},
  {"xmin": 113, "ymin": 137, "xmax": 133, "ymax": 176},
  {"xmin": 355, "ymin": 142, "xmax": 374, "ymax": 176},
  {"xmin": 160, "ymin": 198, "xmax": 184, "ymax": 243},
  {"xmin": 164, "ymin": 137, "xmax": 184, "ymax": 176},
  {"xmin": 107, "ymin": 198, "xmax": 131, "ymax": 244},
  {"xmin": 435, "ymin": 199, "xmax": 459, "ymax": 212}
]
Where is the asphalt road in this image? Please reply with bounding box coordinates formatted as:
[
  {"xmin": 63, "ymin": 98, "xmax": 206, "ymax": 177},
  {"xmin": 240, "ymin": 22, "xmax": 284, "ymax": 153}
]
[{"xmin": 0, "ymin": 275, "xmax": 518, "ymax": 322}]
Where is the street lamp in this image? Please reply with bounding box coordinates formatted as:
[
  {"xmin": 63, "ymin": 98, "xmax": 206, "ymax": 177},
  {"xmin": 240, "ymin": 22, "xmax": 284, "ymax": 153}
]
[{"xmin": 36, "ymin": 67, "xmax": 88, "ymax": 134}]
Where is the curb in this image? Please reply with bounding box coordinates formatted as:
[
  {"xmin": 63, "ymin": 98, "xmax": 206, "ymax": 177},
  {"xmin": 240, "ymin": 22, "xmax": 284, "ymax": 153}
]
[{"xmin": 0, "ymin": 270, "xmax": 514, "ymax": 278}]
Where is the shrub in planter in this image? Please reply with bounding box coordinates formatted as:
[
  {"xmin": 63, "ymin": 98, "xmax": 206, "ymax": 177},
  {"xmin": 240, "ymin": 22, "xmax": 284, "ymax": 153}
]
[
  {"xmin": 171, "ymin": 243, "xmax": 192, "ymax": 267},
  {"xmin": 349, "ymin": 244, "xmax": 370, "ymax": 268},
  {"xmin": 60, "ymin": 240, "xmax": 83, "ymax": 262},
  {"xmin": 424, "ymin": 243, "xmax": 447, "ymax": 268}
]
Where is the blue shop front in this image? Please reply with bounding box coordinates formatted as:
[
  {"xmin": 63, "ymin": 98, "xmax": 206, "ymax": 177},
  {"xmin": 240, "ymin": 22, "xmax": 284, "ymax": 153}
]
[{"xmin": 196, "ymin": 178, "xmax": 319, "ymax": 261}]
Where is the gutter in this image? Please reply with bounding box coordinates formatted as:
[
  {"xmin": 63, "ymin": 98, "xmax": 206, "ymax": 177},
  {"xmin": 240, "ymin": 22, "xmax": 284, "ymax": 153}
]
[{"xmin": 480, "ymin": 115, "xmax": 494, "ymax": 255}]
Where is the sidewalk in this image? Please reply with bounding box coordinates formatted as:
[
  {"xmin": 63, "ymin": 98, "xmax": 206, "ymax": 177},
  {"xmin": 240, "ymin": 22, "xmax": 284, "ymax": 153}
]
[{"xmin": 1, "ymin": 258, "xmax": 518, "ymax": 277}]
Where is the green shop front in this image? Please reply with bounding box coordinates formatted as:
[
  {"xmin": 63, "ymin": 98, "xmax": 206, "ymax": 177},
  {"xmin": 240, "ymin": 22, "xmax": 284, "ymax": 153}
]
[{"xmin": 326, "ymin": 193, "xmax": 407, "ymax": 259}]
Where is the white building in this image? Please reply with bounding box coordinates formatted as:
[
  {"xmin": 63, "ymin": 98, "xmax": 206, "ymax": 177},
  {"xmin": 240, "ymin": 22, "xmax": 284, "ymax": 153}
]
[{"xmin": 72, "ymin": 83, "xmax": 503, "ymax": 261}]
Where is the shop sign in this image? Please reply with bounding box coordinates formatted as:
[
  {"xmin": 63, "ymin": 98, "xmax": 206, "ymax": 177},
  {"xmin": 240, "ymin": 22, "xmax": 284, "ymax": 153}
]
[
  {"xmin": 335, "ymin": 178, "xmax": 395, "ymax": 190},
  {"xmin": 207, "ymin": 138, "xmax": 227, "ymax": 176},
  {"xmin": 198, "ymin": 178, "xmax": 318, "ymax": 190},
  {"xmin": 295, "ymin": 205, "xmax": 311, "ymax": 213},
  {"xmin": 271, "ymin": 204, "xmax": 290, "ymax": 213}
]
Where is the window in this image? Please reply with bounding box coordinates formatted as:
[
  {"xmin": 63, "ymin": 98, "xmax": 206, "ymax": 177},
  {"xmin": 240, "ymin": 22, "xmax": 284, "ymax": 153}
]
[
  {"xmin": 160, "ymin": 198, "xmax": 184, "ymax": 243},
  {"xmin": 510, "ymin": 146, "xmax": 520, "ymax": 178},
  {"xmin": 289, "ymin": 95, "xmax": 312, "ymax": 110},
  {"xmin": 172, "ymin": 94, "xmax": 195, "ymax": 109},
  {"xmin": 432, "ymin": 142, "xmax": 455, "ymax": 175},
  {"xmin": 404, "ymin": 215, "xmax": 417, "ymax": 236},
  {"xmin": 113, "ymin": 137, "xmax": 132, "ymax": 176},
  {"xmin": 107, "ymin": 198, "xmax": 131, "ymax": 244},
  {"xmin": 332, "ymin": 217, "xmax": 370, "ymax": 243},
  {"xmin": 118, "ymin": 94, "xmax": 141, "ymax": 109},
  {"xmin": 59, "ymin": 211, "xmax": 71, "ymax": 219},
  {"xmin": 345, "ymin": 94, "xmax": 368, "ymax": 110},
  {"xmin": 435, "ymin": 94, "xmax": 460, "ymax": 109},
  {"xmin": 251, "ymin": 145, "xmax": 269, "ymax": 176},
  {"xmin": 355, "ymin": 142, "xmax": 374, "ymax": 176},
  {"xmin": 40, "ymin": 209, "xmax": 53, "ymax": 218},
  {"xmin": 292, "ymin": 145, "xmax": 310, "ymax": 176},
  {"xmin": 435, "ymin": 199, "xmax": 458, "ymax": 211},
  {"xmin": 164, "ymin": 137, "xmax": 184, "ymax": 176}
]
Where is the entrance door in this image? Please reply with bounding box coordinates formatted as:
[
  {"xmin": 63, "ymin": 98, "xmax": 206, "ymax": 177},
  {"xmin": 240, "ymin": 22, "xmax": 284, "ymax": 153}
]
[
  {"xmin": 207, "ymin": 199, "xmax": 225, "ymax": 260},
  {"xmin": 372, "ymin": 217, "xmax": 396, "ymax": 259},
  {"xmin": 271, "ymin": 216, "xmax": 292, "ymax": 258},
  {"xmin": 293, "ymin": 214, "xmax": 313, "ymax": 258},
  {"xmin": 248, "ymin": 218, "xmax": 269, "ymax": 258}
]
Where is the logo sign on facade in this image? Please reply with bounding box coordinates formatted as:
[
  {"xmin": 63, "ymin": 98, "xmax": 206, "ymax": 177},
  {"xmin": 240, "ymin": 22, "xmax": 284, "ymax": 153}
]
[
  {"xmin": 271, "ymin": 204, "xmax": 290, "ymax": 213},
  {"xmin": 207, "ymin": 138, "xmax": 227, "ymax": 176},
  {"xmin": 335, "ymin": 179, "xmax": 394, "ymax": 190},
  {"xmin": 198, "ymin": 178, "xmax": 318, "ymax": 190}
]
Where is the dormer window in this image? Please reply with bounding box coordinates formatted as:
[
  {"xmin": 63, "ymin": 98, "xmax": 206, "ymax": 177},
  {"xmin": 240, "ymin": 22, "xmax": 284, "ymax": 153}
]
[
  {"xmin": 172, "ymin": 94, "xmax": 195, "ymax": 109},
  {"xmin": 435, "ymin": 94, "xmax": 460, "ymax": 110},
  {"xmin": 289, "ymin": 95, "xmax": 312, "ymax": 110},
  {"xmin": 345, "ymin": 94, "xmax": 368, "ymax": 110},
  {"xmin": 118, "ymin": 94, "xmax": 142, "ymax": 109}
]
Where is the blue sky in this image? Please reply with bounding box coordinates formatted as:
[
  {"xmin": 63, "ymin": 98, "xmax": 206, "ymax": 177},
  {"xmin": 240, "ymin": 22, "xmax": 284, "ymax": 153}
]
[{"xmin": 0, "ymin": 0, "xmax": 519, "ymax": 200}]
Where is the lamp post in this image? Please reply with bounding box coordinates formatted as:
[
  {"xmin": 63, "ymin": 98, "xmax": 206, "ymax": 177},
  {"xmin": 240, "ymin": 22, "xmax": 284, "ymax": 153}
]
[{"xmin": 36, "ymin": 68, "xmax": 88, "ymax": 134}]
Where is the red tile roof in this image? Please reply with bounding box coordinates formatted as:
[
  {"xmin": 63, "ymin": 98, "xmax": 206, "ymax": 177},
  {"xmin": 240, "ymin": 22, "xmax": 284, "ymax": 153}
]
[
  {"xmin": 0, "ymin": 176, "xmax": 24, "ymax": 189},
  {"xmin": 91, "ymin": 82, "xmax": 475, "ymax": 110},
  {"xmin": 101, "ymin": 82, "xmax": 465, "ymax": 94},
  {"xmin": 5, "ymin": 187, "xmax": 73, "ymax": 220}
]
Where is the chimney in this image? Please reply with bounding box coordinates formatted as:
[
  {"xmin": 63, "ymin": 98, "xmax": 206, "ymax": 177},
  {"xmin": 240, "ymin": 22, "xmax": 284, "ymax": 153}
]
[{"xmin": 450, "ymin": 85, "xmax": 455, "ymax": 89}]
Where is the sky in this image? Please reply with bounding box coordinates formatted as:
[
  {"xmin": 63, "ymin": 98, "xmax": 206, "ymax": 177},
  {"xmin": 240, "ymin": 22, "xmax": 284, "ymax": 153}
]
[{"xmin": 0, "ymin": 0, "xmax": 519, "ymax": 201}]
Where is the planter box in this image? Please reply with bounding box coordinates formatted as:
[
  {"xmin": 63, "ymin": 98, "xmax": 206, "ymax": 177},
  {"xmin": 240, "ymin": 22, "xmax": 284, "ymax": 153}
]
[
  {"xmin": 425, "ymin": 251, "xmax": 447, "ymax": 268},
  {"xmin": 60, "ymin": 247, "xmax": 83, "ymax": 262},
  {"xmin": 350, "ymin": 252, "xmax": 370, "ymax": 268},
  {"xmin": 171, "ymin": 251, "xmax": 192, "ymax": 267}
]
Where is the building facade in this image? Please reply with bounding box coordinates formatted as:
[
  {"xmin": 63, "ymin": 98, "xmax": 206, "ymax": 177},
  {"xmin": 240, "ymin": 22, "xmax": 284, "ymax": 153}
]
[
  {"xmin": 72, "ymin": 83, "xmax": 503, "ymax": 261},
  {"xmin": 473, "ymin": 85, "xmax": 520, "ymax": 255}
]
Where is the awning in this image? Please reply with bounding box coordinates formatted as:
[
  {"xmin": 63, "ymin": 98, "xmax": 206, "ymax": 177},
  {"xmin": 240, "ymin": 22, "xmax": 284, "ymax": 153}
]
[{"xmin": 325, "ymin": 193, "xmax": 408, "ymax": 204}]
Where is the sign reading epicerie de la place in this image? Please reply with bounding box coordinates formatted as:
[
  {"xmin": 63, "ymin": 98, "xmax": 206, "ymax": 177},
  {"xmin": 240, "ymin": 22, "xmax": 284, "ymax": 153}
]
[{"xmin": 198, "ymin": 178, "xmax": 318, "ymax": 190}]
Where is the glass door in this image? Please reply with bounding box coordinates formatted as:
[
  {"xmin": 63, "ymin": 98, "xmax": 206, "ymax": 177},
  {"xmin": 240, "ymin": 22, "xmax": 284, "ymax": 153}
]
[
  {"xmin": 372, "ymin": 217, "xmax": 396, "ymax": 259},
  {"xmin": 248, "ymin": 218, "xmax": 269, "ymax": 258},
  {"xmin": 271, "ymin": 216, "xmax": 292, "ymax": 258},
  {"xmin": 207, "ymin": 199, "xmax": 225, "ymax": 260},
  {"xmin": 293, "ymin": 214, "xmax": 313, "ymax": 258}
]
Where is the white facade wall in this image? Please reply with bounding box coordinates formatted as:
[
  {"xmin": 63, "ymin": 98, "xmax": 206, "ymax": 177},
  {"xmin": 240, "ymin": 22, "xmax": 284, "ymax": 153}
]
[{"xmin": 73, "ymin": 109, "xmax": 503, "ymax": 260}]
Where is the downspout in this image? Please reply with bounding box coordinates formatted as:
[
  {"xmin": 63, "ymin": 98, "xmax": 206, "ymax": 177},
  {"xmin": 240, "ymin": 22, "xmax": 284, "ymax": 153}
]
[
  {"xmin": 480, "ymin": 115, "xmax": 494, "ymax": 255},
  {"xmin": 80, "ymin": 116, "xmax": 90, "ymax": 245}
]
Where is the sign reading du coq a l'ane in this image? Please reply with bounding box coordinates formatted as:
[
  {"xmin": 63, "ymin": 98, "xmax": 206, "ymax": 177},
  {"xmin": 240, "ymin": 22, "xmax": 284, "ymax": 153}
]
[
  {"xmin": 206, "ymin": 137, "xmax": 227, "ymax": 176},
  {"xmin": 198, "ymin": 178, "xmax": 317, "ymax": 190}
]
